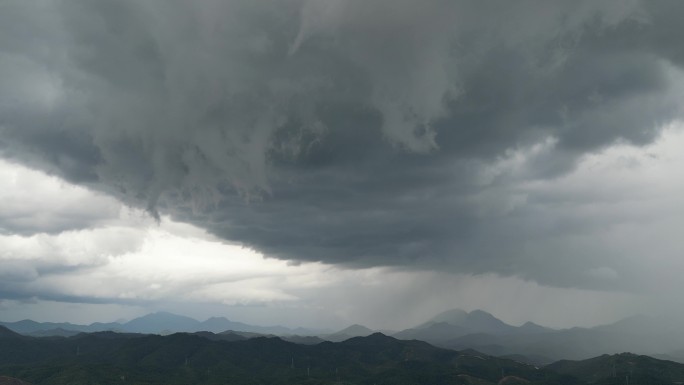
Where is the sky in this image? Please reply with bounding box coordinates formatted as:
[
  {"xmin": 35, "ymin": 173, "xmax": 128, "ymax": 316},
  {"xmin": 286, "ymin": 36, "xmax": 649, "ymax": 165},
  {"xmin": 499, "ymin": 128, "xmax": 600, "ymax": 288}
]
[{"xmin": 1, "ymin": 0, "xmax": 684, "ymax": 331}]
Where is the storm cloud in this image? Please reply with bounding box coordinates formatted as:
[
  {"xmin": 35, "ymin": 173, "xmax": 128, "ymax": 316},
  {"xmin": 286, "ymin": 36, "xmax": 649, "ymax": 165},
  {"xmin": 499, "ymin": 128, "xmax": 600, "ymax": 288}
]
[{"xmin": 2, "ymin": 0, "xmax": 684, "ymax": 294}]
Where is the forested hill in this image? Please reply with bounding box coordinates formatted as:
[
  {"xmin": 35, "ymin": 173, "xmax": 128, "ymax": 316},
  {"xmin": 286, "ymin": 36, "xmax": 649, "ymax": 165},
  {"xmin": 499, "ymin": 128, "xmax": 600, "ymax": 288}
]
[{"xmin": 1, "ymin": 328, "xmax": 683, "ymax": 385}]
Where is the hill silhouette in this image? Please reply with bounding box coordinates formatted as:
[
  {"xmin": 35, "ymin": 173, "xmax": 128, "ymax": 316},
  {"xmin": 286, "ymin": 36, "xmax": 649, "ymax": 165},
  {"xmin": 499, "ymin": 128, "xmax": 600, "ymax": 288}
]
[
  {"xmin": 0, "ymin": 331, "xmax": 576, "ymax": 385},
  {"xmin": 325, "ymin": 324, "xmax": 375, "ymax": 342},
  {"xmin": 0, "ymin": 312, "xmax": 327, "ymax": 337},
  {"xmin": 3, "ymin": 330, "xmax": 684, "ymax": 385}
]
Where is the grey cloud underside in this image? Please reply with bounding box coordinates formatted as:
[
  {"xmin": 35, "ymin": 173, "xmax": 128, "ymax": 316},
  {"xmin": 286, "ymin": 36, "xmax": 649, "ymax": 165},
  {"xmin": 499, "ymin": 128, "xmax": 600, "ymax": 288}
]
[
  {"xmin": 0, "ymin": 285, "xmax": 152, "ymax": 307},
  {"xmin": 2, "ymin": 0, "xmax": 684, "ymax": 289}
]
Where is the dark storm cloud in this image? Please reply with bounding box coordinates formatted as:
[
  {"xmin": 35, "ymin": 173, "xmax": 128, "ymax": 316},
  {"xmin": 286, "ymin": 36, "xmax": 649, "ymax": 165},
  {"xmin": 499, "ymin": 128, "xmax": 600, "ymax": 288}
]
[{"xmin": 2, "ymin": 0, "xmax": 684, "ymax": 289}]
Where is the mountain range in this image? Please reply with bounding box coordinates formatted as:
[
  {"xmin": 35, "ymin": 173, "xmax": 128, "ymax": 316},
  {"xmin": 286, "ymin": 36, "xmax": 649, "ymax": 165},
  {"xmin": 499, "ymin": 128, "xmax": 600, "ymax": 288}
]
[
  {"xmin": 5, "ymin": 309, "xmax": 684, "ymax": 365},
  {"xmin": 324, "ymin": 324, "xmax": 376, "ymax": 342},
  {"xmin": 0, "ymin": 312, "xmax": 327, "ymax": 337},
  {"xmin": 393, "ymin": 309, "xmax": 552, "ymax": 343},
  {"xmin": 3, "ymin": 325, "xmax": 684, "ymax": 385},
  {"xmin": 389, "ymin": 309, "xmax": 684, "ymax": 364}
]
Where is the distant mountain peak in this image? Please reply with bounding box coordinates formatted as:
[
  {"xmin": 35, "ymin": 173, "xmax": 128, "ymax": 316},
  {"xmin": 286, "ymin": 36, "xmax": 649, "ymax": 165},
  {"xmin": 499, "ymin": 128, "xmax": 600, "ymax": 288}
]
[
  {"xmin": 360, "ymin": 332, "xmax": 392, "ymax": 340},
  {"xmin": 421, "ymin": 308, "xmax": 514, "ymax": 334},
  {"xmin": 518, "ymin": 321, "xmax": 550, "ymax": 333},
  {"xmin": 397, "ymin": 308, "xmax": 530, "ymax": 343},
  {"xmin": 469, "ymin": 309, "xmax": 495, "ymax": 317},
  {"xmin": 337, "ymin": 324, "xmax": 374, "ymax": 335},
  {"xmin": 324, "ymin": 324, "xmax": 375, "ymax": 342},
  {"xmin": 341, "ymin": 332, "xmax": 398, "ymax": 346},
  {"xmin": 430, "ymin": 308, "xmax": 468, "ymax": 323},
  {"xmin": 123, "ymin": 312, "xmax": 200, "ymax": 334}
]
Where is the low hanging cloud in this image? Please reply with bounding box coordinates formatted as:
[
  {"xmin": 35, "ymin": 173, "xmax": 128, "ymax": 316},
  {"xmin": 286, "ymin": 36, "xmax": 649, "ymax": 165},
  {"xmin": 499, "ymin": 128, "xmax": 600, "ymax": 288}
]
[{"xmin": 2, "ymin": 0, "xmax": 684, "ymax": 292}]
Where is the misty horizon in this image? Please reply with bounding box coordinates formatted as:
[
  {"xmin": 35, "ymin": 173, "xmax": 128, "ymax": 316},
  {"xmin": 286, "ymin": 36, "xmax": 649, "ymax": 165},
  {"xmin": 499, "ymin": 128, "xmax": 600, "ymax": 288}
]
[{"xmin": 0, "ymin": 306, "xmax": 666, "ymax": 333}]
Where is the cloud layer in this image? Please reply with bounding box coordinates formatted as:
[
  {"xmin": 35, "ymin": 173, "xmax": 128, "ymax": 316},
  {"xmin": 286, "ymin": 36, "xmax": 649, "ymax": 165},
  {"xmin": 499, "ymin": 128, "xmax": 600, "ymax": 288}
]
[
  {"xmin": 0, "ymin": 158, "xmax": 652, "ymax": 329},
  {"xmin": 2, "ymin": 0, "xmax": 684, "ymax": 296}
]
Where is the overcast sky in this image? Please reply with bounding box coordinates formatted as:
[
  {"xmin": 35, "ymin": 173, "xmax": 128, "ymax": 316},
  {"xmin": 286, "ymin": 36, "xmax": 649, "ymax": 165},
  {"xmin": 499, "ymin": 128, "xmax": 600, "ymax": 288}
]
[{"xmin": 1, "ymin": 0, "xmax": 684, "ymax": 330}]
